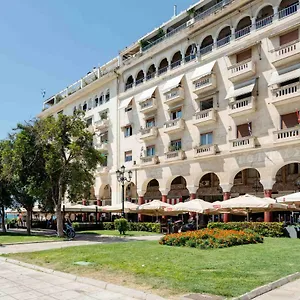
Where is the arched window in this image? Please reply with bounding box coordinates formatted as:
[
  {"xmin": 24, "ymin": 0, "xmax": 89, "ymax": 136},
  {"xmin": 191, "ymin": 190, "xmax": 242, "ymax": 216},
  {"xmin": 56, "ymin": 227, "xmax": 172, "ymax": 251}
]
[
  {"xmin": 99, "ymin": 93, "xmax": 104, "ymax": 105},
  {"xmin": 171, "ymin": 51, "xmax": 182, "ymax": 69},
  {"xmin": 136, "ymin": 70, "xmax": 145, "ymax": 86},
  {"xmin": 256, "ymin": 6, "xmax": 274, "ymax": 29},
  {"xmin": 235, "ymin": 17, "xmax": 252, "ymax": 39},
  {"xmin": 158, "ymin": 58, "xmax": 168, "ymax": 75},
  {"xmin": 217, "ymin": 26, "xmax": 231, "ymax": 47},
  {"xmin": 200, "ymin": 35, "xmax": 213, "ymax": 55},
  {"xmin": 82, "ymin": 102, "xmax": 87, "ymax": 112},
  {"xmin": 125, "ymin": 75, "xmax": 134, "ymax": 91},
  {"xmin": 94, "ymin": 95, "xmax": 99, "ymax": 107},
  {"xmin": 185, "ymin": 44, "xmax": 197, "ymax": 62},
  {"xmin": 105, "ymin": 89, "xmax": 110, "ymax": 102},
  {"xmin": 146, "ymin": 64, "xmax": 156, "ymax": 80},
  {"xmin": 279, "ymin": 0, "xmax": 299, "ymax": 18}
]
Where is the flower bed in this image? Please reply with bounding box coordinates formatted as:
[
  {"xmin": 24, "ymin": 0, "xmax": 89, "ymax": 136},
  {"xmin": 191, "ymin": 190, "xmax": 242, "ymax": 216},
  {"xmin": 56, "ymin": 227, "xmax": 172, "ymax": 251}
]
[{"xmin": 159, "ymin": 228, "xmax": 263, "ymax": 249}]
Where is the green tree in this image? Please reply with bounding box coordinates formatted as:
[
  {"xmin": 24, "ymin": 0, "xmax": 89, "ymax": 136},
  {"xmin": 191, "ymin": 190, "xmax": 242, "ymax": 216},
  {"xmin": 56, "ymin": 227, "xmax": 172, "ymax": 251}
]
[
  {"xmin": 38, "ymin": 112, "xmax": 103, "ymax": 237},
  {"xmin": 2, "ymin": 122, "xmax": 46, "ymax": 235},
  {"xmin": 0, "ymin": 141, "xmax": 12, "ymax": 232}
]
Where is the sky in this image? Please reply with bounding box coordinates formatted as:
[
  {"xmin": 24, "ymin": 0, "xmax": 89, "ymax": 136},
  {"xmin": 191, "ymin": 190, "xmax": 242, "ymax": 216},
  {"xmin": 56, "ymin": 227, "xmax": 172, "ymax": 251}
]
[{"xmin": 0, "ymin": 0, "xmax": 197, "ymax": 139}]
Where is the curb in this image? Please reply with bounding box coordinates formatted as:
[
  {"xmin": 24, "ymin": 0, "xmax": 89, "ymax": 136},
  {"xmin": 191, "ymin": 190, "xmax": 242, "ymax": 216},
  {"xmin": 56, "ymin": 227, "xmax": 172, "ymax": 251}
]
[
  {"xmin": 0, "ymin": 239, "xmax": 67, "ymax": 246},
  {"xmin": 232, "ymin": 272, "xmax": 300, "ymax": 300},
  {"xmin": 0, "ymin": 257, "xmax": 165, "ymax": 300}
]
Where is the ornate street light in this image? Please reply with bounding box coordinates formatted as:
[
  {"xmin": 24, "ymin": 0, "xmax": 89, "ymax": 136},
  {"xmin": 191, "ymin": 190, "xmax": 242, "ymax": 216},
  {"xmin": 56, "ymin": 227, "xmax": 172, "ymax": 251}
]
[{"xmin": 116, "ymin": 165, "xmax": 132, "ymax": 217}]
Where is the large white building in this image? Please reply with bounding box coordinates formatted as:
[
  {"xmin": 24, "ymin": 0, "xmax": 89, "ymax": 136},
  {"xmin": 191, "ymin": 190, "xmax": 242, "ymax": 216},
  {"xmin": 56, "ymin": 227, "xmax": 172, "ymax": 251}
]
[{"xmin": 39, "ymin": 0, "xmax": 300, "ymax": 221}]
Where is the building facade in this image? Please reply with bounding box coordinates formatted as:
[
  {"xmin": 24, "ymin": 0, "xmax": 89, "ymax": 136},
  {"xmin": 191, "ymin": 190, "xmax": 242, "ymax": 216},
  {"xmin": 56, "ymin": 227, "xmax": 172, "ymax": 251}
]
[{"xmin": 39, "ymin": 0, "xmax": 300, "ymax": 221}]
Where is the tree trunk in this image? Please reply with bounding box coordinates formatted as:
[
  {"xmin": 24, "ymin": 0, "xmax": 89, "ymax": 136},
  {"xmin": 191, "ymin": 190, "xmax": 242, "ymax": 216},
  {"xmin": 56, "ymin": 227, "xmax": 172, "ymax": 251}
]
[
  {"xmin": 56, "ymin": 202, "xmax": 64, "ymax": 237},
  {"xmin": 26, "ymin": 208, "xmax": 32, "ymax": 235},
  {"xmin": 1, "ymin": 205, "xmax": 6, "ymax": 233}
]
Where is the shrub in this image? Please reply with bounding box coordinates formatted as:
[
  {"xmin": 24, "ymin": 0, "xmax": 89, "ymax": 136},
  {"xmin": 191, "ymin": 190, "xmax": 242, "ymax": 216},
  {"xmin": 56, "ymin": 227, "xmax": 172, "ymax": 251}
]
[
  {"xmin": 207, "ymin": 222, "xmax": 285, "ymax": 237},
  {"xmin": 72, "ymin": 222, "xmax": 80, "ymax": 230},
  {"xmin": 103, "ymin": 222, "xmax": 114, "ymax": 230},
  {"xmin": 114, "ymin": 218, "xmax": 129, "ymax": 235},
  {"xmin": 160, "ymin": 228, "xmax": 263, "ymax": 249}
]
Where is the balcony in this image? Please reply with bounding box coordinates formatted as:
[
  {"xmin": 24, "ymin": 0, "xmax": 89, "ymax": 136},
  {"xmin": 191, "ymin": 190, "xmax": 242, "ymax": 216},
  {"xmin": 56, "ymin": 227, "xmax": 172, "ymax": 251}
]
[
  {"xmin": 193, "ymin": 75, "xmax": 216, "ymax": 94},
  {"xmin": 140, "ymin": 155, "xmax": 159, "ymax": 165},
  {"xmin": 95, "ymin": 142, "xmax": 109, "ymax": 152},
  {"xmin": 94, "ymin": 119, "xmax": 110, "ymax": 131},
  {"xmin": 228, "ymin": 59, "xmax": 256, "ymax": 82},
  {"xmin": 139, "ymin": 127, "xmax": 158, "ymax": 141},
  {"xmin": 193, "ymin": 109, "xmax": 216, "ymax": 126},
  {"xmin": 139, "ymin": 98, "xmax": 157, "ymax": 114},
  {"xmin": 271, "ymin": 82, "xmax": 300, "ymax": 106},
  {"xmin": 165, "ymin": 149, "xmax": 185, "ymax": 162},
  {"xmin": 164, "ymin": 118, "xmax": 185, "ymax": 134},
  {"xmin": 230, "ymin": 136, "xmax": 257, "ymax": 151},
  {"xmin": 273, "ymin": 126, "xmax": 300, "ymax": 143},
  {"xmin": 228, "ymin": 96, "xmax": 256, "ymax": 117},
  {"xmin": 164, "ymin": 87, "xmax": 184, "ymax": 105},
  {"xmin": 270, "ymin": 40, "xmax": 300, "ymax": 67},
  {"xmin": 194, "ymin": 144, "xmax": 216, "ymax": 158}
]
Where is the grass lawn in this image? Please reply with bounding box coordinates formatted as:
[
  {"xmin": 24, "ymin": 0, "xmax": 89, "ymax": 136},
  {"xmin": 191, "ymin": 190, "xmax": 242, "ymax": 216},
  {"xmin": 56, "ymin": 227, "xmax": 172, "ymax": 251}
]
[
  {"xmin": 77, "ymin": 230, "xmax": 161, "ymax": 236},
  {"xmin": 5, "ymin": 238, "xmax": 300, "ymax": 298},
  {"xmin": 0, "ymin": 232, "xmax": 60, "ymax": 244}
]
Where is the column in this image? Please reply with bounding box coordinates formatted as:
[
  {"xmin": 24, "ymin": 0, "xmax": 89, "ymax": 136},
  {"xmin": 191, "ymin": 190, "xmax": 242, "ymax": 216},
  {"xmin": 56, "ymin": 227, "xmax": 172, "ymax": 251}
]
[
  {"xmin": 162, "ymin": 195, "xmax": 167, "ymax": 203},
  {"xmin": 138, "ymin": 195, "xmax": 145, "ymax": 222},
  {"xmin": 273, "ymin": 6, "xmax": 279, "ymax": 21},
  {"xmin": 231, "ymin": 27, "xmax": 235, "ymax": 41},
  {"xmin": 220, "ymin": 184, "xmax": 233, "ymax": 223},
  {"xmin": 188, "ymin": 186, "xmax": 198, "ymax": 200},
  {"xmin": 264, "ymin": 189, "xmax": 272, "ymax": 222}
]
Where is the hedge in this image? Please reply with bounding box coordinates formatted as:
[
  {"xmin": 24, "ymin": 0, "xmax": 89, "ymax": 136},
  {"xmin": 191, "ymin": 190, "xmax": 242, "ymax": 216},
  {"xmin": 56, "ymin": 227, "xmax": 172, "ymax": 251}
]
[
  {"xmin": 160, "ymin": 228, "xmax": 263, "ymax": 249},
  {"xmin": 207, "ymin": 222, "xmax": 285, "ymax": 237}
]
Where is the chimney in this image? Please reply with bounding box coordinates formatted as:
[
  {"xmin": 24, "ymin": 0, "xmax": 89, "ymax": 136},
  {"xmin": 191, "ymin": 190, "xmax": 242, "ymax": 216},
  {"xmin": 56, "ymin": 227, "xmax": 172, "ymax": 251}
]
[{"xmin": 173, "ymin": 4, "xmax": 177, "ymax": 17}]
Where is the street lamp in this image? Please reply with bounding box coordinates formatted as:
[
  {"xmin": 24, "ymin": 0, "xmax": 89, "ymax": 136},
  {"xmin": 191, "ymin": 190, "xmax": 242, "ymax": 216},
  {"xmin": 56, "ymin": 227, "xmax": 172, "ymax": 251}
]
[{"xmin": 116, "ymin": 165, "xmax": 132, "ymax": 217}]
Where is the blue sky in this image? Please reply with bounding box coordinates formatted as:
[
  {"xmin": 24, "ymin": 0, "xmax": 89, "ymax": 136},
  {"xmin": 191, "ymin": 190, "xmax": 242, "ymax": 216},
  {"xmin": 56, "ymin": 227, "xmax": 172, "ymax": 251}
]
[{"xmin": 0, "ymin": 0, "xmax": 196, "ymax": 139}]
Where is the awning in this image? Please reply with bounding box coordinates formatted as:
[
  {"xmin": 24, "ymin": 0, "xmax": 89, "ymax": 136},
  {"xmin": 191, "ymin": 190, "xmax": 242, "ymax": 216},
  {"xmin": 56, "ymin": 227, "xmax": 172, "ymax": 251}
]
[
  {"xmin": 119, "ymin": 97, "xmax": 133, "ymax": 109},
  {"xmin": 162, "ymin": 74, "xmax": 184, "ymax": 93},
  {"xmin": 192, "ymin": 60, "xmax": 216, "ymax": 82},
  {"xmin": 137, "ymin": 86, "xmax": 157, "ymax": 102},
  {"xmin": 226, "ymin": 81, "xmax": 256, "ymax": 99},
  {"xmin": 269, "ymin": 68, "xmax": 300, "ymax": 86}
]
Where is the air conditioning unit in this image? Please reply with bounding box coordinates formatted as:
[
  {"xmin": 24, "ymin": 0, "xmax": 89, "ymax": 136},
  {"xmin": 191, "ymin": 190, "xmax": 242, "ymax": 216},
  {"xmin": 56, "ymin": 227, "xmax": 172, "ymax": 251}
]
[
  {"xmin": 186, "ymin": 18, "xmax": 195, "ymax": 27},
  {"xmin": 200, "ymin": 180, "xmax": 210, "ymax": 187}
]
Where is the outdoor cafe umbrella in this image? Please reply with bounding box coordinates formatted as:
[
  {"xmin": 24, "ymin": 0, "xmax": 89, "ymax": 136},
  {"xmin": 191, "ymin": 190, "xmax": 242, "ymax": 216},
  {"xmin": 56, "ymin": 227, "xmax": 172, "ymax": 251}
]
[
  {"xmin": 101, "ymin": 201, "xmax": 138, "ymax": 213},
  {"xmin": 137, "ymin": 200, "xmax": 173, "ymax": 220},
  {"xmin": 277, "ymin": 192, "xmax": 300, "ymax": 206},
  {"xmin": 63, "ymin": 203, "xmax": 100, "ymax": 213},
  {"xmin": 165, "ymin": 199, "xmax": 214, "ymax": 214}
]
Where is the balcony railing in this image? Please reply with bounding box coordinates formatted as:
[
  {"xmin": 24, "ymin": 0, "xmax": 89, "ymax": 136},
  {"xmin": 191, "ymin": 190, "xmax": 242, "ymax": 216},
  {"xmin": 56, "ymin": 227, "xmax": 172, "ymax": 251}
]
[
  {"xmin": 165, "ymin": 87, "xmax": 184, "ymax": 104},
  {"xmin": 193, "ymin": 109, "xmax": 216, "ymax": 125},
  {"xmin": 94, "ymin": 118, "xmax": 110, "ymax": 130},
  {"xmin": 146, "ymin": 72, "xmax": 156, "ymax": 81},
  {"xmin": 171, "ymin": 60, "xmax": 182, "ymax": 69},
  {"xmin": 165, "ymin": 149, "xmax": 185, "ymax": 161},
  {"xmin": 230, "ymin": 136, "xmax": 256, "ymax": 150},
  {"xmin": 199, "ymin": 44, "xmax": 213, "ymax": 56},
  {"xmin": 274, "ymin": 126, "xmax": 300, "ymax": 142},
  {"xmin": 135, "ymin": 78, "xmax": 144, "ymax": 86},
  {"xmin": 194, "ymin": 144, "xmax": 216, "ymax": 157},
  {"xmin": 140, "ymin": 155, "xmax": 159, "ymax": 165},
  {"xmin": 270, "ymin": 40, "xmax": 300, "ymax": 66},
  {"xmin": 164, "ymin": 118, "xmax": 185, "ymax": 133},
  {"xmin": 139, "ymin": 98, "xmax": 157, "ymax": 113},
  {"xmin": 140, "ymin": 127, "xmax": 158, "ymax": 140},
  {"xmin": 194, "ymin": 74, "xmax": 216, "ymax": 93},
  {"xmin": 255, "ymin": 15, "xmax": 273, "ymax": 29},
  {"xmin": 158, "ymin": 66, "xmax": 168, "ymax": 75},
  {"xmin": 229, "ymin": 96, "xmax": 255, "ymax": 116},
  {"xmin": 217, "ymin": 35, "xmax": 231, "ymax": 48},
  {"xmin": 278, "ymin": 2, "xmax": 299, "ymax": 19},
  {"xmin": 125, "ymin": 83, "xmax": 133, "ymax": 91},
  {"xmin": 235, "ymin": 25, "xmax": 252, "ymax": 39},
  {"xmin": 272, "ymin": 82, "xmax": 300, "ymax": 102}
]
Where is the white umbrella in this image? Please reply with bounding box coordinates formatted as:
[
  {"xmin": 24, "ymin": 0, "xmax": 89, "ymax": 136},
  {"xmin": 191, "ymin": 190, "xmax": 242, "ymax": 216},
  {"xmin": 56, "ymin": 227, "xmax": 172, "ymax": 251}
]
[
  {"xmin": 166, "ymin": 199, "xmax": 214, "ymax": 214},
  {"xmin": 137, "ymin": 200, "xmax": 173, "ymax": 220},
  {"xmin": 101, "ymin": 201, "xmax": 138, "ymax": 213},
  {"xmin": 63, "ymin": 203, "xmax": 98, "ymax": 213},
  {"xmin": 277, "ymin": 192, "xmax": 300, "ymax": 205}
]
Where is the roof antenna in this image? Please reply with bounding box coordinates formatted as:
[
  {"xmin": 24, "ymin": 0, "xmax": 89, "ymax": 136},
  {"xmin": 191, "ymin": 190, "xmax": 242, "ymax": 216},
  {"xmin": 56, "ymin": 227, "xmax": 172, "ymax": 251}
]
[{"xmin": 173, "ymin": 4, "xmax": 177, "ymax": 17}]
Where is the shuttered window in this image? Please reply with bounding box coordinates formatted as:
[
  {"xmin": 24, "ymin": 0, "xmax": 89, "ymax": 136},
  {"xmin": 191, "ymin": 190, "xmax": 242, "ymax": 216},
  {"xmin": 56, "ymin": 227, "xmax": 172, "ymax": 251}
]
[
  {"xmin": 237, "ymin": 123, "xmax": 251, "ymax": 138},
  {"xmin": 280, "ymin": 29, "xmax": 299, "ymax": 46},
  {"xmin": 281, "ymin": 112, "xmax": 298, "ymax": 129},
  {"xmin": 236, "ymin": 48, "xmax": 252, "ymax": 63}
]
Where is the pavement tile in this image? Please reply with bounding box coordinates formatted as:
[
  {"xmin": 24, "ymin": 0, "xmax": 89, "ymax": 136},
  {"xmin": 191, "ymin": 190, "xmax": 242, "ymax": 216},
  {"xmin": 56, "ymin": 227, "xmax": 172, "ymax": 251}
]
[
  {"xmin": 0, "ymin": 296, "xmax": 16, "ymax": 300},
  {"xmin": 10, "ymin": 290, "xmax": 44, "ymax": 300},
  {"xmin": 50, "ymin": 290, "xmax": 83, "ymax": 300},
  {"xmin": 1, "ymin": 285, "xmax": 32, "ymax": 295},
  {"xmin": 88, "ymin": 290, "xmax": 133, "ymax": 300}
]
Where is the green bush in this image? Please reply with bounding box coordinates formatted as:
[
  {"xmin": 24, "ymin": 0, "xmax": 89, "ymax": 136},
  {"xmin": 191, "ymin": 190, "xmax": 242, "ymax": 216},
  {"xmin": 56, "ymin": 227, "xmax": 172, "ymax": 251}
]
[
  {"xmin": 207, "ymin": 222, "xmax": 285, "ymax": 237},
  {"xmin": 103, "ymin": 222, "xmax": 114, "ymax": 230},
  {"xmin": 114, "ymin": 218, "xmax": 129, "ymax": 235},
  {"xmin": 72, "ymin": 222, "xmax": 80, "ymax": 230}
]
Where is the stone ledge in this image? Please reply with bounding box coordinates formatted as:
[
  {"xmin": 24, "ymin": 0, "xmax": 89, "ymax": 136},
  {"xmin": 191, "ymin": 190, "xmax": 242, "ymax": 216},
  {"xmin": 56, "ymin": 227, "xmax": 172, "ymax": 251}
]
[{"xmin": 232, "ymin": 272, "xmax": 300, "ymax": 300}]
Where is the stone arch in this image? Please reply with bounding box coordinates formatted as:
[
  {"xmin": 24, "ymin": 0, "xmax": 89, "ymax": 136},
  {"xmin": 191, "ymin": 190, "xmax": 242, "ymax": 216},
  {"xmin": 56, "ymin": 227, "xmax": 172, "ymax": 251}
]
[
  {"xmin": 184, "ymin": 43, "xmax": 197, "ymax": 62},
  {"xmin": 196, "ymin": 173, "xmax": 223, "ymax": 202},
  {"xmin": 200, "ymin": 35, "xmax": 213, "ymax": 55},
  {"xmin": 255, "ymin": 5, "xmax": 274, "ymax": 28},
  {"xmin": 135, "ymin": 70, "xmax": 145, "ymax": 85},
  {"xmin": 125, "ymin": 75, "xmax": 134, "ymax": 90},
  {"xmin": 272, "ymin": 162, "xmax": 300, "ymax": 193},
  {"xmin": 99, "ymin": 184, "xmax": 112, "ymax": 205},
  {"xmin": 144, "ymin": 179, "xmax": 162, "ymax": 201},
  {"xmin": 125, "ymin": 182, "xmax": 138, "ymax": 202},
  {"xmin": 216, "ymin": 26, "xmax": 231, "ymax": 47},
  {"xmin": 146, "ymin": 64, "xmax": 156, "ymax": 80},
  {"xmin": 167, "ymin": 176, "xmax": 190, "ymax": 202},
  {"xmin": 158, "ymin": 58, "xmax": 169, "ymax": 74},
  {"xmin": 235, "ymin": 16, "xmax": 252, "ymax": 38},
  {"xmin": 230, "ymin": 168, "xmax": 263, "ymax": 195},
  {"xmin": 279, "ymin": 0, "xmax": 298, "ymax": 10},
  {"xmin": 170, "ymin": 51, "xmax": 182, "ymax": 69}
]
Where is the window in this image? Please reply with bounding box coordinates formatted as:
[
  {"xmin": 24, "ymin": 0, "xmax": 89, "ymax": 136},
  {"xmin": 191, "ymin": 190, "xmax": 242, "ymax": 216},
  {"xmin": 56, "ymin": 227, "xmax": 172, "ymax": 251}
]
[
  {"xmin": 124, "ymin": 126, "xmax": 132, "ymax": 137},
  {"xmin": 99, "ymin": 93, "xmax": 103, "ymax": 105},
  {"xmin": 236, "ymin": 92, "xmax": 252, "ymax": 101},
  {"xmin": 146, "ymin": 145, "xmax": 155, "ymax": 157},
  {"xmin": 170, "ymin": 108, "xmax": 182, "ymax": 120},
  {"xmin": 86, "ymin": 118, "xmax": 93, "ymax": 127},
  {"xmin": 281, "ymin": 112, "xmax": 299, "ymax": 129},
  {"xmin": 94, "ymin": 96, "xmax": 99, "ymax": 107},
  {"xmin": 82, "ymin": 102, "xmax": 87, "ymax": 112},
  {"xmin": 146, "ymin": 118, "xmax": 155, "ymax": 128},
  {"xmin": 237, "ymin": 123, "xmax": 252, "ymax": 138},
  {"xmin": 100, "ymin": 131, "xmax": 108, "ymax": 143},
  {"xmin": 200, "ymin": 98, "xmax": 213, "ymax": 111},
  {"xmin": 200, "ymin": 132, "xmax": 213, "ymax": 145},
  {"xmin": 88, "ymin": 98, "xmax": 92, "ymax": 110},
  {"xmin": 125, "ymin": 151, "xmax": 132, "ymax": 162},
  {"xmin": 105, "ymin": 89, "xmax": 110, "ymax": 102},
  {"xmin": 102, "ymin": 155, "xmax": 108, "ymax": 167},
  {"xmin": 100, "ymin": 110, "xmax": 108, "ymax": 120},
  {"xmin": 236, "ymin": 48, "xmax": 252, "ymax": 63},
  {"xmin": 280, "ymin": 29, "xmax": 298, "ymax": 46},
  {"xmin": 170, "ymin": 139, "xmax": 181, "ymax": 151}
]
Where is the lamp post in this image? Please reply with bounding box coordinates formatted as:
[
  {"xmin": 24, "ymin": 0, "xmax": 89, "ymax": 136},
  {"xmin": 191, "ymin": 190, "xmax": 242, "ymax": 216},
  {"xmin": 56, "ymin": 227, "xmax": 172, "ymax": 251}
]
[{"xmin": 116, "ymin": 165, "xmax": 132, "ymax": 218}]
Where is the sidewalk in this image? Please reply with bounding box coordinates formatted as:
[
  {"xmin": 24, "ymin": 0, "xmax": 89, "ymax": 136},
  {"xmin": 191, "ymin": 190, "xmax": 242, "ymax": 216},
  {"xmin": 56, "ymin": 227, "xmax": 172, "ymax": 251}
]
[
  {"xmin": 254, "ymin": 279, "xmax": 300, "ymax": 300},
  {"xmin": 0, "ymin": 258, "xmax": 164, "ymax": 300}
]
